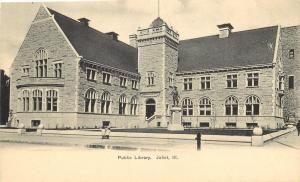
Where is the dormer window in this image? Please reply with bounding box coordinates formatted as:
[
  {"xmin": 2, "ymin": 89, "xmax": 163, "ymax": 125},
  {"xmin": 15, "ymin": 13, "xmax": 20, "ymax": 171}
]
[{"xmin": 289, "ymin": 49, "xmax": 295, "ymax": 59}]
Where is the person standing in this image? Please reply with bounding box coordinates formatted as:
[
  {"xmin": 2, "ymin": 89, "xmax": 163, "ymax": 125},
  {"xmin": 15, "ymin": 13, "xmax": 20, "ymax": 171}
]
[{"xmin": 296, "ymin": 121, "xmax": 300, "ymax": 136}]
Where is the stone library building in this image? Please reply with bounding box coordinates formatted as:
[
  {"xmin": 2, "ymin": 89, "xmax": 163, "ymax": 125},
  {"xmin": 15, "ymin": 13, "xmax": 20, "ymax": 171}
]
[{"xmin": 9, "ymin": 5, "xmax": 300, "ymax": 129}]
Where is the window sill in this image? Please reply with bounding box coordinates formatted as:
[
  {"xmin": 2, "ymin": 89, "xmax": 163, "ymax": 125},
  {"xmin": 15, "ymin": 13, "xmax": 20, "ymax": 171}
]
[
  {"xmin": 246, "ymin": 86, "xmax": 259, "ymax": 88},
  {"xmin": 225, "ymin": 87, "xmax": 237, "ymax": 89},
  {"xmin": 132, "ymin": 88, "xmax": 139, "ymax": 90},
  {"xmin": 183, "ymin": 89, "xmax": 193, "ymax": 91},
  {"xmin": 103, "ymin": 82, "xmax": 112, "ymax": 86},
  {"xmin": 120, "ymin": 86, "xmax": 127, "ymax": 88},
  {"xmin": 147, "ymin": 85, "xmax": 155, "ymax": 87},
  {"xmin": 87, "ymin": 79, "xmax": 97, "ymax": 82},
  {"xmin": 200, "ymin": 88, "xmax": 211, "ymax": 91}
]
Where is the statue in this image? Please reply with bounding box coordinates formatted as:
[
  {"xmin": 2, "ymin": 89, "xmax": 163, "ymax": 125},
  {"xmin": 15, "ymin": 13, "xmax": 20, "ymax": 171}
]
[{"xmin": 171, "ymin": 87, "xmax": 180, "ymax": 106}]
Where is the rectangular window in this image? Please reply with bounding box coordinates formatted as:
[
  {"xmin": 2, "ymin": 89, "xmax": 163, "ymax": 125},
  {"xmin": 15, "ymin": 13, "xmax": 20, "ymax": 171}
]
[
  {"xmin": 86, "ymin": 68, "xmax": 96, "ymax": 81},
  {"xmin": 279, "ymin": 76, "xmax": 284, "ymax": 90},
  {"xmin": 36, "ymin": 60, "xmax": 47, "ymax": 78},
  {"xmin": 132, "ymin": 80, "xmax": 138, "ymax": 89},
  {"xmin": 226, "ymin": 123, "xmax": 237, "ymax": 128},
  {"xmin": 54, "ymin": 63, "xmax": 62, "ymax": 78},
  {"xmin": 289, "ymin": 76, "xmax": 294, "ymax": 89},
  {"xmin": 103, "ymin": 72, "xmax": 111, "ymax": 84},
  {"xmin": 169, "ymin": 72, "xmax": 174, "ymax": 87},
  {"xmin": 183, "ymin": 78, "xmax": 192, "ymax": 90},
  {"xmin": 247, "ymin": 73, "xmax": 259, "ymax": 87},
  {"xmin": 289, "ymin": 49, "xmax": 295, "ymax": 59},
  {"xmin": 200, "ymin": 122, "xmax": 209, "ymax": 127},
  {"xmin": 227, "ymin": 74, "xmax": 237, "ymax": 88},
  {"xmin": 147, "ymin": 72, "xmax": 155, "ymax": 86},
  {"xmin": 120, "ymin": 77, "xmax": 127, "ymax": 87},
  {"xmin": 200, "ymin": 76, "xmax": 211, "ymax": 90},
  {"xmin": 22, "ymin": 66, "xmax": 30, "ymax": 76}
]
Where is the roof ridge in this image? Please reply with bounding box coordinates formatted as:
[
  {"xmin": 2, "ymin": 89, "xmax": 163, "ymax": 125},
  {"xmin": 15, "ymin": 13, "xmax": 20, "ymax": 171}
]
[
  {"xmin": 47, "ymin": 7, "xmax": 136, "ymax": 50},
  {"xmin": 180, "ymin": 25, "xmax": 279, "ymax": 42}
]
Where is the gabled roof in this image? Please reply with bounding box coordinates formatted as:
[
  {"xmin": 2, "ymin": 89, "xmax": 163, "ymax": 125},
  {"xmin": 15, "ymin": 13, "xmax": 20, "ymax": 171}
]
[
  {"xmin": 47, "ymin": 8, "xmax": 138, "ymax": 73},
  {"xmin": 178, "ymin": 26, "xmax": 278, "ymax": 72}
]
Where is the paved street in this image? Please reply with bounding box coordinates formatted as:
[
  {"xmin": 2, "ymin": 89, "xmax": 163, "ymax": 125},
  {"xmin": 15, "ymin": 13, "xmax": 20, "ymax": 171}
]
[{"xmin": 0, "ymin": 131, "xmax": 300, "ymax": 182}]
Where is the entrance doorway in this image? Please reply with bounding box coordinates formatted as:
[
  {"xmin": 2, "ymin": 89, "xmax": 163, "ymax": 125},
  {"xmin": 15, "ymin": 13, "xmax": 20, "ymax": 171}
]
[{"xmin": 146, "ymin": 98, "xmax": 156, "ymax": 119}]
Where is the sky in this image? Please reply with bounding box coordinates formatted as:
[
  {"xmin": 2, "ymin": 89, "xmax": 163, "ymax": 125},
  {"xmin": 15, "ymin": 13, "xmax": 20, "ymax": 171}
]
[{"xmin": 0, "ymin": 0, "xmax": 300, "ymax": 75}]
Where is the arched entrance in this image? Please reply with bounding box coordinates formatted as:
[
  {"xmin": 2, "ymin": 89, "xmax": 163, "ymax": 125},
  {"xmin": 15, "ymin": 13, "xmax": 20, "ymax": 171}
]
[{"xmin": 146, "ymin": 98, "xmax": 156, "ymax": 119}]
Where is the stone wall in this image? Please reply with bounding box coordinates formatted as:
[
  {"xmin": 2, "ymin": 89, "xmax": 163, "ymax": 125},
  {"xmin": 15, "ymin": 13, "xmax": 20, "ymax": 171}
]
[
  {"xmin": 282, "ymin": 25, "xmax": 300, "ymax": 121},
  {"xmin": 176, "ymin": 66, "xmax": 284, "ymax": 129},
  {"xmin": 10, "ymin": 7, "xmax": 79, "ymax": 127}
]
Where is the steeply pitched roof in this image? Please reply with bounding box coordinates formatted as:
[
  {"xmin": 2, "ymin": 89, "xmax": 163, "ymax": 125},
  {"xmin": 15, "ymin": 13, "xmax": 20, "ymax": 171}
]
[
  {"xmin": 47, "ymin": 8, "xmax": 138, "ymax": 73},
  {"xmin": 178, "ymin": 26, "xmax": 278, "ymax": 72}
]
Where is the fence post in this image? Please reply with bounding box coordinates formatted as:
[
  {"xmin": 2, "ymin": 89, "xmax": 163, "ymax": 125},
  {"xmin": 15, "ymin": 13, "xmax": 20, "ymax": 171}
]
[{"xmin": 195, "ymin": 133, "xmax": 201, "ymax": 150}]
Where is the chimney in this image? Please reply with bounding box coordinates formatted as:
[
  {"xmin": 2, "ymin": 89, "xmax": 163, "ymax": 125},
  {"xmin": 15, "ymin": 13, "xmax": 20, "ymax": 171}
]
[
  {"xmin": 106, "ymin": 32, "xmax": 119, "ymax": 41},
  {"xmin": 78, "ymin": 18, "xmax": 90, "ymax": 26},
  {"xmin": 217, "ymin": 23, "xmax": 234, "ymax": 38},
  {"xmin": 129, "ymin": 34, "xmax": 137, "ymax": 48}
]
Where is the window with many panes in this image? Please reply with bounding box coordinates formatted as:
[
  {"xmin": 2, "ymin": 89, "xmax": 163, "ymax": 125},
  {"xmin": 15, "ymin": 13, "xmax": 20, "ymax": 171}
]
[
  {"xmin": 119, "ymin": 95, "xmax": 127, "ymax": 115},
  {"xmin": 54, "ymin": 63, "xmax": 62, "ymax": 78},
  {"xmin": 100, "ymin": 92, "xmax": 111, "ymax": 114},
  {"xmin": 120, "ymin": 77, "xmax": 127, "ymax": 87},
  {"xmin": 33, "ymin": 90, "xmax": 42, "ymax": 111},
  {"xmin": 247, "ymin": 73, "xmax": 259, "ymax": 87},
  {"xmin": 289, "ymin": 49, "xmax": 295, "ymax": 59},
  {"xmin": 46, "ymin": 90, "xmax": 58, "ymax": 111},
  {"xmin": 147, "ymin": 72, "xmax": 155, "ymax": 86},
  {"xmin": 130, "ymin": 97, "xmax": 138, "ymax": 115},
  {"xmin": 103, "ymin": 72, "xmax": 111, "ymax": 84},
  {"xmin": 132, "ymin": 80, "xmax": 138, "ymax": 89},
  {"xmin": 22, "ymin": 90, "xmax": 30, "ymax": 112},
  {"xmin": 245, "ymin": 95, "xmax": 260, "ymax": 115},
  {"xmin": 86, "ymin": 68, "xmax": 96, "ymax": 81},
  {"xmin": 279, "ymin": 76, "xmax": 284, "ymax": 90},
  {"xmin": 182, "ymin": 98, "xmax": 193, "ymax": 116},
  {"xmin": 200, "ymin": 76, "xmax": 211, "ymax": 90},
  {"xmin": 85, "ymin": 89, "xmax": 97, "ymax": 113},
  {"xmin": 34, "ymin": 49, "xmax": 48, "ymax": 78},
  {"xmin": 183, "ymin": 78, "xmax": 192, "ymax": 90},
  {"xmin": 199, "ymin": 97, "xmax": 212, "ymax": 116},
  {"xmin": 225, "ymin": 96, "xmax": 238, "ymax": 115},
  {"xmin": 227, "ymin": 74, "xmax": 237, "ymax": 88},
  {"xmin": 289, "ymin": 76, "xmax": 294, "ymax": 89}
]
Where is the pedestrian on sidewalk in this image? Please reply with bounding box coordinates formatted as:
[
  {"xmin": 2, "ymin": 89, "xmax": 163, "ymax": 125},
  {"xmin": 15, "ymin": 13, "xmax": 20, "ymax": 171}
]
[{"xmin": 296, "ymin": 121, "xmax": 300, "ymax": 136}]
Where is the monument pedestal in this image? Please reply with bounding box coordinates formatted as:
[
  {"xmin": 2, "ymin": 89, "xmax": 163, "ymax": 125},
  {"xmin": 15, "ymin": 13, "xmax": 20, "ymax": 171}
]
[{"xmin": 167, "ymin": 107, "xmax": 184, "ymax": 131}]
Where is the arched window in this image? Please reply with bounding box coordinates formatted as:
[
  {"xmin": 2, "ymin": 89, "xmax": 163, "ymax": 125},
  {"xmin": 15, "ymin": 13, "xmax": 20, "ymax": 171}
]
[
  {"xmin": 33, "ymin": 90, "xmax": 42, "ymax": 111},
  {"xmin": 245, "ymin": 95, "xmax": 260, "ymax": 115},
  {"xmin": 182, "ymin": 98, "xmax": 193, "ymax": 116},
  {"xmin": 22, "ymin": 90, "xmax": 30, "ymax": 112},
  {"xmin": 199, "ymin": 97, "xmax": 211, "ymax": 116},
  {"xmin": 34, "ymin": 49, "xmax": 48, "ymax": 78},
  {"xmin": 85, "ymin": 89, "xmax": 97, "ymax": 113},
  {"xmin": 130, "ymin": 97, "xmax": 138, "ymax": 115},
  {"xmin": 46, "ymin": 90, "xmax": 58, "ymax": 111},
  {"xmin": 100, "ymin": 92, "xmax": 111, "ymax": 114},
  {"xmin": 119, "ymin": 94, "xmax": 127, "ymax": 115},
  {"xmin": 225, "ymin": 96, "xmax": 238, "ymax": 115}
]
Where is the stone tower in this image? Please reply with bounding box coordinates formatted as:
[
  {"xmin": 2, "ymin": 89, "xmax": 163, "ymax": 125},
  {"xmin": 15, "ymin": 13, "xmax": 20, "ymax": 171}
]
[
  {"xmin": 134, "ymin": 17, "xmax": 179, "ymax": 127},
  {"xmin": 282, "ymin": 25, "xmax": 300, "ymax": 122}
]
